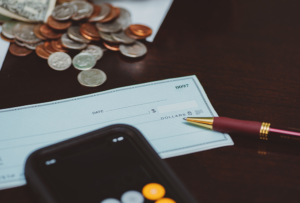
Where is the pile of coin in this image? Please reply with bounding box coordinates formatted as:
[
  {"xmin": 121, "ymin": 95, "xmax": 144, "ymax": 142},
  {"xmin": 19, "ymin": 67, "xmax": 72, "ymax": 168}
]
[{"xmin": 0, "ymin": 1, "xmax": 152, "ymax": 87}]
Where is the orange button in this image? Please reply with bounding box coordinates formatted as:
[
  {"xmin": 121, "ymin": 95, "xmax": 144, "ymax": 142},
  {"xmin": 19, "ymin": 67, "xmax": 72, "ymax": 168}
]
[
  {"xmin": 155, "ymin": 198, "xmax": 176, "ymax": 203},
  {"xmin": 142, "ymin": 183, "xmax": 166, "ymax": 200}
]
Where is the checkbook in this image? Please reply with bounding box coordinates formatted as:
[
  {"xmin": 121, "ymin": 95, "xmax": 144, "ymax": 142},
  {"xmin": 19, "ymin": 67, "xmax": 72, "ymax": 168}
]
[{"xmin": 0, "ymin": 75, "xmax": 233, "ymax": 190}]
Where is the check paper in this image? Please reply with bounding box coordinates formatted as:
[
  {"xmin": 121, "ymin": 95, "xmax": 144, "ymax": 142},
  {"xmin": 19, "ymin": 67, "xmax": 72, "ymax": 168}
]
[{"xmin": 0, "ymin": 76, "xmax": 233, "ymax": 190}]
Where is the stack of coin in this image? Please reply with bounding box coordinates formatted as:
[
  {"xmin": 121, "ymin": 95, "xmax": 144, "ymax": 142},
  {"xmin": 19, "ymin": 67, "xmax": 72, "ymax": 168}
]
[{"xmin": 1, "ymin": 1, "xmax": 153, "ymax": 87}]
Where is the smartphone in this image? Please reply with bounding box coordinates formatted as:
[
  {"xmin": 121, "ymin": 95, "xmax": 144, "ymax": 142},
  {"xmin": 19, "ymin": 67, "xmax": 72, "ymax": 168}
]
[{"xmin": 25, "ymin": 124, "xmax": 198, "ymax": 203}]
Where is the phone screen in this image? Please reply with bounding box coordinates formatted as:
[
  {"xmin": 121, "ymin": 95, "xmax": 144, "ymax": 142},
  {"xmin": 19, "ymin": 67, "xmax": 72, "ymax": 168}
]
[{"xmin": 39, "ymin": 133, "xmax": 182, "ymax": 203}]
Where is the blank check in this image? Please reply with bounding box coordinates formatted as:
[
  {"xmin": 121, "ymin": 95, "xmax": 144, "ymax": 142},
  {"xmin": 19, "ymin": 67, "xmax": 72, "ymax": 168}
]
[{"xmin": 0, "ymin": 75, "xmax": 233, "ymax": 189}]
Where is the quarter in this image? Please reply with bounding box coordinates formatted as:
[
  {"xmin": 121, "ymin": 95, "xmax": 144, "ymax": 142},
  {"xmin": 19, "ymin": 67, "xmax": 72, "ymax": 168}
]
[
  {"xmin": 48, "ymin": 52, "xmax": 72, "ymax": 71},
  {"xmin": 96, "ymin": 20, "xmax": 122, "ymax": 33},
  {"xmin": 71, "ymin": 1, "xmax": 94, "ymax": 20},
  {"xmin": 81, "ymin": 45, "xmax": 103, "ymax": 60},
  {"xmin": 98, "ymin": 32, "xmax": 118, "ymax": 43},
  {"xmin": 61, "ymin": 33, "xmax": 87, "ymax": 50},
  {"xmin": 73, "ymin": 52, "xmax": 96, "ymax": 70},
  {"xmin": 119, "ymin": 41, "xmax": 147, "ymax": 58},
  {"xmin": 77, "ymin": 69, "xmax": 107, "ymax": 87},
  {"xmin": 13, "ymin": 23, "xmax": 41, "ymax": 43},
  {"xmin": 111, "ymin": 31, "xmax": 136, "ymax": 44},
  {"xmin": 52, "ymin": 4, "xmax": 75, "ymax": 21},
  {"xmin": 2, "ymin": 21, "xmax": 18, "ymax": 39},
  {"xmin": 68, "ymin": 26, "xmax": 91, "ymax": 43}
]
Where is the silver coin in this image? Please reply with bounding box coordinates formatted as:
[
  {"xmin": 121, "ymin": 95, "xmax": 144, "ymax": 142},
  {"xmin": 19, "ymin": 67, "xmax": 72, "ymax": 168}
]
[
  {"xmin": 117, "ymin": 8, "xmax": 131, "ymax": 29},
  {"xmin": 111, "ymin": 31, "xmax": 136, "ymax": 44},
  {"xmin": 61, "ymin": 33, "xmax": 87, "ymax": 50},
  {"xmin": 119, "ymin": 41, "xmax": 147, "ymax": 58},
  {"xmin": 96, "ymin": 21, "xmax": 122, "ymax": 33},
  {"xmin": 81, "ymin": 45, "xmax": 103, "ymax": 60},
  {"xmin": 13, "ymin": 23, "xmax": 41, "ymax": 44},
  {"xmin": 77, "ymin": 69, "xmax": 107, "ymax": 87},
  {"xmin": 2, "ymin": 21, "xmax": 18, "ymax": 39},
  {"xmin": 71, "ymin": 1, "xmax": 94, "ymax": 20},
  {"xmin": 73, "ymin": 53, "xmax": 97, "ymax": 70},
  {"xmin": 89, "ymin": 3, "xmax": 111, "ymax": 22},
  {"xmin": 98, "ymin": 32, "xmax": 118, "ymax": 43},
  {"xmin": 52, "ymin": 4, "xmax": 75, "ymax": 21},
  {"xmin": 15, "ymin": 39, "xmax": 25, "ymax": 47},
  {"xmin": 25, "ymin": 41, "xmax": 44, "ymax": 50},
  {"xmin": 48, "ymin": 52, "xmax": 72, "ymax": 71},
  {"xmin": 67, "ymin": 26, "xmax": 90, "ymax": 44}
]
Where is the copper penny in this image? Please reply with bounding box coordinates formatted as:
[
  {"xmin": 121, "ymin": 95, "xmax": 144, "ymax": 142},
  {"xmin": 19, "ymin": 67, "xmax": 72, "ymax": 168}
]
[
  {"xmin": 9, "ymin": 43, "xmax": 32, "ymax": 56},
  {"xmin": 89, "ymin": 5, "xmax": 101, "ymax": 19},
  {"xmin": 44, "ymin": 41, "xmax": 57, "ymax": 54},
  {"xmin": 1, "ymin": 33, "xmax": 14, "ymax": 42},
  {"xmin": 99, "ymin": 6, "xmax": 120, "ymax": 23},
  {"xmin": 33, "ymin": 24, "xmax": 47, "ymax": 40},
  {"xmin": 36, "ymin": 44, "xmax": 50, "ymax": 59},
  {"xmin": 47, "ymin": 16, "xmax": 72, "ymax": 30},
  {"xmin": 103, "ymin": 41, "xmax": 119, "ymax": 51},
  {"xmin": 80, "ymin": 27, "xmax": 100, "ymax": 41},
  {"xmin": 124, "ymin": 27, "xmax": 146, "ymax": 40},
  {"xmin": 51, "ymin": 39, "xmax": 68, "ymax": 52},
  {"xmin": 80, "ymin": 23, "xmax": 100, "ymax": 38},
  {"xmin": 129, "ymin": 24, "xmax": 152, "ymax": 37},
  {"xmin": 40, "ymin": 24, "xmax": 63, "ymax": 39}
]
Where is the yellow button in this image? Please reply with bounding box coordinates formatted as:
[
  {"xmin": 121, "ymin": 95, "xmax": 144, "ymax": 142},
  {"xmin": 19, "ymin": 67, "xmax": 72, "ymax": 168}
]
[
  {"xmin": 155, "ymin": 198, "xmax": 176, "ymax": 203},
  {"xmin": 142, "ymin": 183, "xmax": 166, "ymax": 200}
]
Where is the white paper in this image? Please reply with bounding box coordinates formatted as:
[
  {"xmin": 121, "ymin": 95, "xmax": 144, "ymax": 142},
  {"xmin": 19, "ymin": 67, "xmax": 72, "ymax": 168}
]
[
  {"xmin": 0, "ymin": 76, "xmax": 233, "ymax": 190},
  {"xmin": 0, "ymin": 26, "xmax": 9, "ymax": 71}
]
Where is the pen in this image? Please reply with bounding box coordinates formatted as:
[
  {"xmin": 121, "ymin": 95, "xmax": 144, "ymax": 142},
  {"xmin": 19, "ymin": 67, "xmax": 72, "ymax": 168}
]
[{"xmin": 184, "ymin": 117, "xmax": 300, "ymax": 142}]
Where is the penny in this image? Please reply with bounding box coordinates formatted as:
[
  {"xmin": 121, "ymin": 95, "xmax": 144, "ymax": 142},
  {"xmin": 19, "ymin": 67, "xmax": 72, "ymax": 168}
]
[
  {"xmin": 99, "ymin": 32, "xmax": 118, "ymax": 43},
  {"xmin": 25, "ymin": 41, "xmax": 43, "ymax": 50},
  {"xmin": 103, "ymin": 42, "xmax": 119, "ymax": 51},
  {"xmin": 36, "ymin": 44, "xmax": 51, "ymax": 59},
  {"xmin": 111, "ymin": 31, "xmax": 136, "ymax": 44},
  {"xmin": 48, "ymin": 52, "xmax": 72, "ymax": 71},
  {"xmin": 51, "ymin": 39, "xmax": 68, "ymax": 52},
  {"xmin": 61, "ymin": 33, "xmax": 87, "ymax": 50},
  {"xmin": 9, "ymin": 43, "xmax": 32, "ymax": 56},
  {"xmin": 33, "ymin": 24, "xmax": 47, "ymax": 40},
  {"xmin": 52, "ymin": 3, "xmax": 75, "ymax": 21},
  {"xmin": 119, "ymin": 41, "xmax": 147, "ymax": 58},
  {"xmin": 129, "ymin": 24, "xmax": 152, "ymax": 37},
  {"xmin": 99, "ymin": 6, "xmax": 120, "ymax": 23},
  {"xmin": 0, "ymin": 33, "xmax": 14, "ymax": 42},
  {"xmin": 96, "ymin": 20, "xmax": 122, "ymax": 33},
  {"xmin": 89, "ymin": 3, "xmax": 110, "ymax": 22},
  {"xmin": 40, "ymin": 24, "xmax": 63, "ymax": 39},
  {"xmin": 44, "ymin": 41, "xmax": 57, "ymax": 54},
  {"xmin": 80, "ymin": 29, "xmax": 101, "ymax": 41},
  {"xmin": 68, "ymin": 26, "xmax": 90, "ymax": 43},
  {"xmin": 71, "ymin": 1, "xmax": 94, "ymax": 20},
  {"xmin": 81, "ymin": 45, "xmax": 103, "ymax": 60},
  {"xmin": 77, "ymin": 69, "xmax": 107, "ymax": 87},
  {"xmin": 2, "ymin": 21, "xmax": 18, "ymax": 39},
  {"xmin": 13, "ymin": 23, "xmax": 41, "ymax": 43},
  {"xmin": 89, "ymin": 5, "xmax": 101, "ymax": 19},
  {"xmin": 47, "ymin": 16, "xmax": 72, "ymax": 30},
  {"xmin": 81, "ymin": 23, "xmax": 99, "ymax": 38},
  {"xmin": 73, "ymin": 52, "xmax": 96, "ymax": 70},
  {"xmin": 124, "ymin": 27, "xmax": 146, "ymax": 40}
]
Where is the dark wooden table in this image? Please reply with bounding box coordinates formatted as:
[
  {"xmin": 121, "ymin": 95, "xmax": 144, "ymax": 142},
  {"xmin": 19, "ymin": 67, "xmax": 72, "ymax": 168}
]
[{"xmin": 1, "ymin": 0, "xmax": 300, "ymax": 202}]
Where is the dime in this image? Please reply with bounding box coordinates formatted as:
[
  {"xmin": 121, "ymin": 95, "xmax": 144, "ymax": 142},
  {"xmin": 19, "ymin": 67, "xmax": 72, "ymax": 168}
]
[
  {"xmin": 119, "ymin": 41, "xmax": 147, "ymax": 58},
  {"xmin": 99, "ymin": 32, "xmax": 118, "ymax": 43},
  {"xmin": 61, "ymin": 33, "xmax": 87, "ymax": 50},
  {"xmin": 81, "ymin": 45, "xmax": 103, "ymax": 60},
  {"xmin": 124, "ymin": 27, "xmax": 147, "ymax": 40},
  {"xmin": 0, "ymin": 33, "xmax": 14, "ymax": 42},
  {"xmin": 47, "ymin": 16, "xmax": 72, "ymax": 30},
  {"xmin": 71, "ymin": 1, "xmax": 94, "ymax": 20},
  {"xmin": 99, "ymin": 6, "xmax": 120, "ymax": 23},
  {"xmin": 103, "ymin": 42, "xmax": 119, "ymax": 51},
  {"xmin": 117, "ymin": 8, "xmax": 131, "ymax": 29},
  {"xmin": 40, "ymin": 24, "xmax": 63, "ymax": 39},
  {"xmin": 13, "ymin": 23, "xmax": 41, "ymax": 44},
  {"xmin": 129, "ymin": 24, "xmax": 152, "ymax": 37},
  {"xmin": 81, "ymin": 23, "xmax": 100, "ymax": 38},
  {"xmin": 2, "ymin": 21, "xmax": 18, "ymax": 39},
  {"xmin": 33, "ymin": 24, "xmax": 47, "ymax": 40},
  {"xmin": 52, "ymin": 4, "xmax": 75, "ymax": 21},
  {"xmin": 68, "ymin": 26, "xmax": 91, "ymax": 43},
  {"xmin": 48, "ymin": 52, "xmax": 72, "ymax": 71},
  {"xmin": 73, "ymin": 52, "xmax": 96, "ymax": 70},
  {"xmin": 77, "ymin": 69, "xmax": 107, "ymax": 87},
  {"xmin": 89, "ymin": 5, "xmax": 101, "ymax": 19},
  {"xmin": 36, "ymin": 44, "xmax": 51, "ymax": 59},
  {"xmin": 111, "ymin": 31, "xmax": 136, "ymax": 44},
  {"xmin": 9, "ymin": 43, "xmax": 32, "ymax": 56},
  {"xmin": 51, "ymin": 39, "xmax": 68, "ymax": 52},
  {"xmin": 89, "ymin": 3, "xmax": 111, "ymax": 22},
  {"xmin": 25, "ymin": 41, "xmax": 43, "ymax": 50},
  {"xmin": 44, "ymin": 41, "xmax": 58, "ymax": 54}
]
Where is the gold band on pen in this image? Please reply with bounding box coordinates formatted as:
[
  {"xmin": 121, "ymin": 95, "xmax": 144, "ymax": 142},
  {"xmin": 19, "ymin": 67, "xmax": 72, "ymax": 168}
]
[{"xmin": 259, "ymin": 122, "xmax": 271, "ymax": 140}]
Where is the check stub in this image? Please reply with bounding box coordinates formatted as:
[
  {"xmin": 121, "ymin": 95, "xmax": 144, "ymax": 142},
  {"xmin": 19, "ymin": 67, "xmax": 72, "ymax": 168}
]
[{"xmin": 0, "ymin": 75, "xmax": 233, "ymax": 190}]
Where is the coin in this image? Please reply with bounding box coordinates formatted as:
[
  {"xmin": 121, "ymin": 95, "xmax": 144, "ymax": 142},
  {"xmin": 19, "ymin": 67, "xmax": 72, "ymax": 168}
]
[
  {"xmin": 47, "ymin": 16, "xmax": 72, "ymax": 30},
  {"xmin": 51, "ymin": 39, "xmax": 68, "ymax": 52},
  {"xmin": 52, "ymin": 4, "xmax": 75, "ymax": 21},
  {"xmin": 81, "ymin": 23, "xmax": 100, "ymax": 38},
  {"xmin": 36, "ymin": 44, "xmax": 51, "ymax": 59},
  {"xmin": 73, "ymin": 52, "xmax": 96, "ymax": 70},
  {"xmin": 99, "ymin": 6, "xmax": 120, "ymax": 23},
  {"xmin": 40, "ymin": 24, "xmax": 63, "ymax": 39},
  {"xmin": 119, "ymin": 41, "xmax": 147, "ymax": 58},
  {"xmin": 33, "ymin": 24, "xmax": 47, "ymax": 40},
  {"xmin": 68, "ymin": 26, "xmax": 91, "ymax": 43},
  {"xmin": 77, "ymin": 69, "xmax": 107, "ymax": 87},
  {"xmin": 2, "ymin": 21, "xmax": 18, "ymax": 39},
  {"xmin": 124, "ymin": 27, "xmax": 146, "ymax": 40},
  {"xmin": 111, "ymin": 31, "xmax": 136, "ymax": 44},
  {"xmin": 71, "ymin": 1, "xmax": 94, "ymax": 20},
  {"xmin": 44, "ymin": 41, "xmax": 58, "ymax": 54},
  {"xmin": 81, "ymin": 45, "xmax": 103, "ymax": 60},
  {"xmin": 103, "ymin": 42, "xmax": 119, "ymax": 51},
  {"xmin": 25, "ymin": 41, "xmax": 43, "ymax": 50},
  {"xmin": 0, "ymin": 33, "xmax": 14, "ymax": 42},
  {"xmin": 98, "ymin": 32, "xmax": 118, "ymax": 43},
  {"xmin": 80, "ymin": 29, "xmax": 101, "ymax": 41},
  {"xmin": 48, "ymin": 52, "xmax": 72, "ymax": 71},
  {"xmin": 13, "ymin": 23, "xmax": 41, "ymax": 44},
  {"xmin": 96, "ymin": 20, "xmax": 122, "ymax": 33},
  {"xmin": 61, "ymin": 33, "xmax": 87, "ymax": 50},
  {"xmin": 15, "ymin": 39, "xmax": 25, "ymax": 47},
  {"xmin": 129, "ymin": 24, "xmax": 152, "ymax": 37},
  {"xmin": 9, "ymin": 43, "xmax": 32, "ymax": 56},
  {"xmin": 89, "ymin": 3, "xmax": 111, "ymax": 22},
  {"xmin": 89, "ymin": 4, "xmax": 101, "ymax": 19},
  {"xmin": 117, "ymin": 8, "xmax": 131, "ymax": 29}
]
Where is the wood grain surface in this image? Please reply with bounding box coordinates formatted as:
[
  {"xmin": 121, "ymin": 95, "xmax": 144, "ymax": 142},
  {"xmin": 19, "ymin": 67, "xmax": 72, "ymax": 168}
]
[{"xmin": 1, "ymin": 0, "xmax": 300, "ymax": 202}]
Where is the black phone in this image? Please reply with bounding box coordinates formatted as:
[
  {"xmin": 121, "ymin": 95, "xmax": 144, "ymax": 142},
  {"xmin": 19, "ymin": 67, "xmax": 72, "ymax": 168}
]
[{"xmin": 25, "ymin": 124, "xmax": 198, "ymax": 203}]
